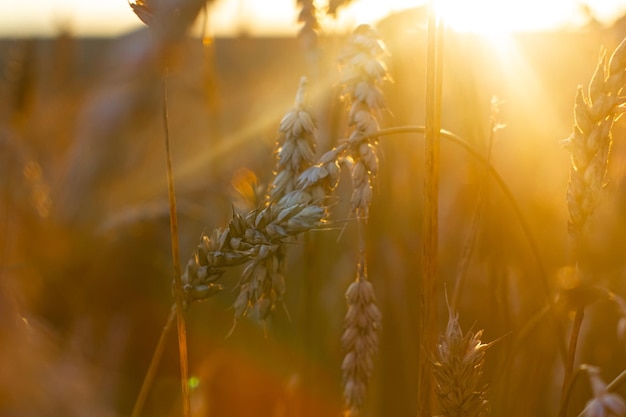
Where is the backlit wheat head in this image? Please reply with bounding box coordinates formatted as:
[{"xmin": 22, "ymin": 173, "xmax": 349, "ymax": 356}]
[
  {"xmin": 565, "ymin": 38, "xmax": 626, "ymax": 258},
  {"xmin": 339, "ymin": 24, "xmax": 389, "ymax": 219},
  {"xmin": 342, "ymin": 267, "xmax": 382, "ymax": 417},
  {"xmin": 181, "ymin": 78, "xmax": 329, "ymax": 328},
  {"xmin": 434, "ymin": 305, "xmax": 491, "ymax": 417}
]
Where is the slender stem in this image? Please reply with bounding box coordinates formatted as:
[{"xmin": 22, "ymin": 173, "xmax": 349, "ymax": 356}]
[
  {"xmin": 560, "ymin": 307, "xmax": 585, "ymax": 413},
  {"xmin": 131, "ymin": 305, "xmax": 176, "ymax": 417},
  {"xmin": 558, "ymin": 365, "xmax": 586, "ymax": 417},
  {"xmin": 451, "ymin": 107, "xmax": 496, "ymax": 310},
  {"xmin": 606, "ymin": 368, "xmax": 626, "ymax": 394},
  {"xmin": 161, "ymin": 70, "xmax": 191, "ymax": 417},
  {"xmin": 418, "ymin": 2, "xmax": 443, "ymax": 416},
  {"xmin": 352, "ymin": 125, "xmax": 567, "ymax": 361}
]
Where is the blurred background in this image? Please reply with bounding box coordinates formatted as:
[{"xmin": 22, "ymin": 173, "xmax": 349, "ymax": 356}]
[{"xmin": 3, "ymin": 1, "xmax": 626, "ymax": 416}]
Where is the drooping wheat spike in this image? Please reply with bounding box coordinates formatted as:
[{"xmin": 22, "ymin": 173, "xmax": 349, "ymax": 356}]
[
  {"xmin": 565, "ymin": 38, "xmax": 626, "ymax": 260},
  {"xmin": 338, "ymin": 24, "xmax": 389, "ymax": 220},
  {"xmin": 181, "ymin": 194, "xmax": 327, "ymax": 308},
  {"xmin": 268, "ymin": 76, "xmax": 317, "ymax": 204},
  {"xmin": 434, "ymin": 304, "xmax": 491, "ymax": 417},
  {"xmin": 338, "ymin": 25, "xmax": 387, "ymax": 417},
  {"xmin": 182, "ymin": 78, "xmax": 342, "ymax": 328},
  {"xmin": 342, "ymin": 265, "xmax": 382, "ymax": 417}
]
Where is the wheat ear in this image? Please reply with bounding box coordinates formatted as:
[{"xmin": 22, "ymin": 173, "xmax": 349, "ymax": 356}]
[
  {"xmin": 338, "ymin": 24, "xmax": 388, "ymax": 219},
  {"xmin": 565, "ymin": 38, "xmax": 626, "ymax": 260},
  {"xmin": 337, "ymin": 24, "xmax": 388, "ymax": 417},
  {"xmin": 560, "ymin": 37, "xmax": 626, "ymax": 412},
  {"xmin": 434, "ymin": 303, "xmax": 491, "ymax": 417},
  {"xmin": 342, "ymin": 267, "xmax": 382, "ymax": 417},
  {"xmin": 181, "ymin": 78, "xmax": 335, "ymax": 332}
]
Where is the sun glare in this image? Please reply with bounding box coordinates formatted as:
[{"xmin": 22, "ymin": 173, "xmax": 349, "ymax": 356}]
[
  {"xmin": 337, "ymin": 0, "xmax": 613, "ymax": 39},
  {"xmin": 437, "ymin": 0, "xmax": 582, "ymax": 34}
]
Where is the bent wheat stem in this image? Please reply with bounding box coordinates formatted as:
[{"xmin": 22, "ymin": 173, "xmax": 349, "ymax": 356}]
[{"xmin": 355, "ymin": 126, "xmax": 566, "ymax": 359}]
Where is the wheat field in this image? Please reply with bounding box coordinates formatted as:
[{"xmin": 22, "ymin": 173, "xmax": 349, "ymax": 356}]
[{"xmin": 2, "ymin": 1, "xmax": 626, "ymax": 417}]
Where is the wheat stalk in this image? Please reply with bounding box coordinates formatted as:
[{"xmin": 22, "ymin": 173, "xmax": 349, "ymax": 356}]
[
  {"xmin": 420, "ymin": 1, "xmax": 445, "ymax": 415},
  {"xmin": 128, "ymin": 2, "xmax": 208, "ymax": 416},
  {"xmin": 560, "ymin": 37, "xmax": 626, "ymax": 414},
  {"xmin": 565, "ymin": 38, "xmax": 626, "ymax": 260}
]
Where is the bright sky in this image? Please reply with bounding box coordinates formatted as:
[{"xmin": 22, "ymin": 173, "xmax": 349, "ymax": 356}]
[{"xmin": 0, "ymin": 0, "xmax": 625, "ymax": 37}]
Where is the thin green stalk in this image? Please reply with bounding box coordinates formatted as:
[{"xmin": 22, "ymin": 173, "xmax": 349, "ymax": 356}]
[
  {"xmin": 161, "ymin": 71, "xmax": 191, "ymax": 417},
  {"xmin": 418, "ymin": 2, "xmax": 444, "ymax": 415},
  {"xmin": 131, "ymin": 305, "xmax": 176, "ymax": 417}
]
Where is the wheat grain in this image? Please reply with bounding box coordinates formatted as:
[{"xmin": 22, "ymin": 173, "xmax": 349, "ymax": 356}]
[
  {"xmin": 268, "ymin": 76, "xmax": 317, "ymax": 204},
  {"xmin": 434, "ymin": 304, "xmax": 491, "ymax": 417},
  {"xmin": 559, "ymin": 39, "xmax": 626, "ymax": 410},
  {"xmin": 342, "ymin": 268, "xmax": 381, "ymax": 417},
  {"xmin": 338, "ymin": 24, "xmax": 389, "ymax": 219},
  {"xmin": 181, "ymin": 78, "xmax": 334, "ymax": 327},
  {"xmin": 564, "ymin": 38, "xmax": 626, "ymax": 259}
]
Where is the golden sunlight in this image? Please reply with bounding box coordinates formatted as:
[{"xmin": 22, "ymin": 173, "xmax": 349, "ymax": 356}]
[
  {"xmin": 437, "ymin": 0, "xmax": 581, "ymax": 34},
  {"xmin": 341, "ymin": 0, "xmax": 626, "ymax": 35}
]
